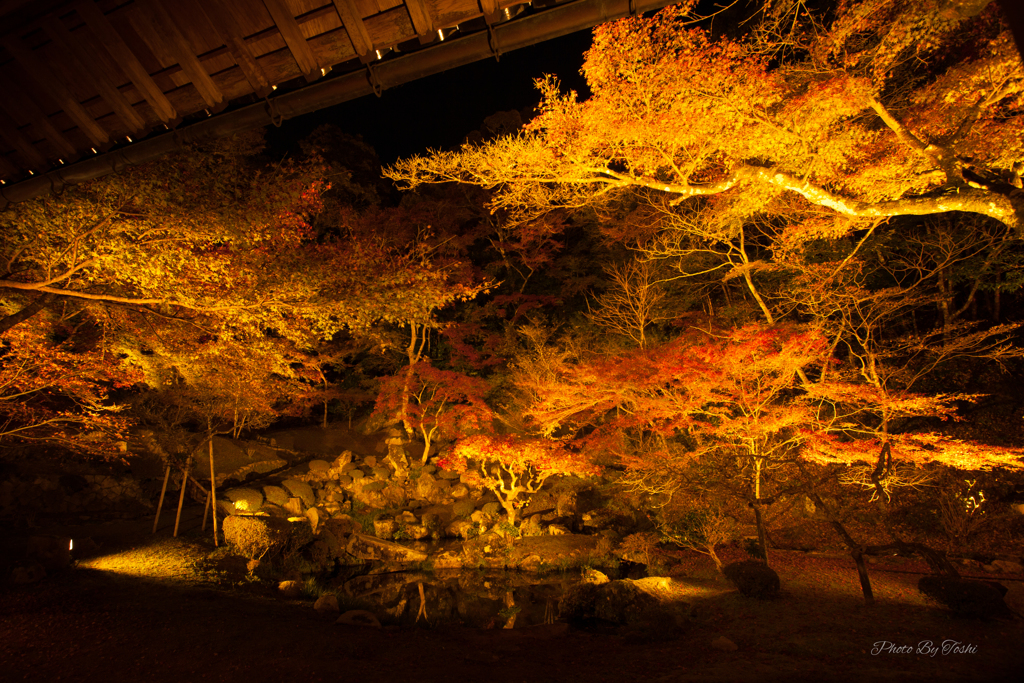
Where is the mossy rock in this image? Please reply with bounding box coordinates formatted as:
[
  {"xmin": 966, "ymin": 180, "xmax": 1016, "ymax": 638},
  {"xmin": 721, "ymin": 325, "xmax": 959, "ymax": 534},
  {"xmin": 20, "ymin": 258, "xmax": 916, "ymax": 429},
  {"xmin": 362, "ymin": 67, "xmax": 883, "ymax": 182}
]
[
  {"xmin": 371, "ymin": 467, "xmax": 391, "ymax": 481},
  {"xmin": 224, "ymin": 487, "xmax": 263, "ymax": 512},
  {"xmin": 262, "ymin": 485, "xmax": 290, "ymax": 507},
  {"xmin": 918, "ymin": 576, "xmax": 1013, "ymax": 620},
  {"xmin": 559, "ymin": 579, "xmax": 661, "ymax": 625},
  {"xmin": 723, "ymin": 560, "xmax": 781, "ymax": 599},
  {"xmin": 281, "ymin": 479, "xmax": 315, "ymax": 507},
  {"xmin": 362, "ymin": 481, "xmax": 387, "ymax": 493},
  {"xmin": 452, "ymin": 499, "xmax": 476, "ymax": 518}
]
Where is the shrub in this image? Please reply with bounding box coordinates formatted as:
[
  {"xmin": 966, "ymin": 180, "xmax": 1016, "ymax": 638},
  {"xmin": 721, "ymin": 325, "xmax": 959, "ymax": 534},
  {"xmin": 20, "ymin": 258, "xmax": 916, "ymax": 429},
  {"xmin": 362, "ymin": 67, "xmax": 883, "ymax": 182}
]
[
  {"xmin": 917, "ymin": 576, "xmax": 1013, "ymax": 620},
  {"xmin": 723, "ymin": 559, "xmax": 781, "ymax": 599},
  {"xmin": 222, "ymin": 515, "xmax": 291, "ymax": 563}
]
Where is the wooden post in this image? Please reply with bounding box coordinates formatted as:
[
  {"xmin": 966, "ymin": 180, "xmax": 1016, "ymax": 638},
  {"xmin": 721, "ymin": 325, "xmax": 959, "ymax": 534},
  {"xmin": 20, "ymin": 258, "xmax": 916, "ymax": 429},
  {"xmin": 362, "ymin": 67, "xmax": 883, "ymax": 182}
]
[
  {"xmin": 152, "ymin": 464, "xmax": 171, "ymax": 533},
  {"xmin": 202, "ymin": 489, "xmax": 211, "ymax": 532},
  {"xmin": 172, "ymin": 457, "xmax": 191, "ymax": 538},
  {"xmin": 209, "ymin": 437, "xmax": 219, "ymax": 547}
]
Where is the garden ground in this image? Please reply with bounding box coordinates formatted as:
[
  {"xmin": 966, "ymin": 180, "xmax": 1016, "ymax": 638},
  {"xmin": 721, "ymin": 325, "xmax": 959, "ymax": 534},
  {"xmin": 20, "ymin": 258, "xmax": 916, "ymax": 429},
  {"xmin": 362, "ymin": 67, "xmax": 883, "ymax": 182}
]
[{"xmin": 1, "ymin": 508, "xmax": 1021, "ymax": 683}]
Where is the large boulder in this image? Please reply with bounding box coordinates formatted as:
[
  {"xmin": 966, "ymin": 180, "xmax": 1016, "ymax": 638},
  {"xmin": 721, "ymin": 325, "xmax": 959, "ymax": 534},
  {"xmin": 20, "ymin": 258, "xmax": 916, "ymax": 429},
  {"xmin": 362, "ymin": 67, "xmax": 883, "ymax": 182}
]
[
  {"xmin": 262, "ymin": 485, "xmax": 290, "ymax": 507},
  {"xmin": 345, "ymin": 532, "xmax": 427, "ymax": 563},
  {"xmin": 224, "ymin": 487, "xmax": 263, "ymax": 512},
  {"xmin": 559, "ymin": 578, "xmax": 662, "ymax": 625},
  {"xmin": 281, "ymin": 479, "xmax": 315, "ymax": 507},
  {"xmin": 918, "ymin": 576, "xmax": 1013, "ymax": 619},
  {"xmin": 723, "ymin": 560, "xmax": 781, "ymax": 599},
  {"xmin": 222, "ymin": 515, "xmax": 291, "ymax": 560}
]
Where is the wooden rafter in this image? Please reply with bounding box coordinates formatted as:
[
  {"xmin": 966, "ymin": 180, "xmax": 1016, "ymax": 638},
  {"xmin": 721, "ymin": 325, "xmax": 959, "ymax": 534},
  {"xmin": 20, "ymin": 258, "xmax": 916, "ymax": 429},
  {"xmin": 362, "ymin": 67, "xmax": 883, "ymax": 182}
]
[
  {"xmin": 140, "ymin": 0, "xmax": 224, "ymax": 110},
  {"xmin": 0, "ymin": 106, "xmax": 47, "ymax": 170},
  {"xmin": 74, "ymin": 0, "xmax": 177, "ymax": 123},
  {"xmin": 3, "ymin": 35, "xmax": 110, "ymax": 147},
  {"xmin": 0, "ymin": 69, "xmax": 78, "ymax": 160},
  {"xmin": 405, "ymin": 0, "xmax": 434, "ymax": 36},
  {"xmin": 330, "ymin": 0, "xmax": 373, "ymax": 59},
  {"xmin": 42, "ymin": 17, "xmax": 146, "ymax": 134},
  {"xmin": 200, "ymin": 0, "xmax": 272, "ymax": 96},
  {"xmin": 261, "ymin": 0, "xmax": 320, "ymax": 82},
  {"xmin": 479, "ymin": 0, "xmax": 500, "ymax": 16}
]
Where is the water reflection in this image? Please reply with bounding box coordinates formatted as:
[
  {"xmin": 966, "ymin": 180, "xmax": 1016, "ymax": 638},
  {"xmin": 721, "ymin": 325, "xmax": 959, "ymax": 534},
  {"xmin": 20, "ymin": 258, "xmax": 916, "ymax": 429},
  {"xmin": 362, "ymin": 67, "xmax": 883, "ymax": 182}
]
[{"xmin": 334, "ymin": 569, "xmax": 579, "ymax": 628}]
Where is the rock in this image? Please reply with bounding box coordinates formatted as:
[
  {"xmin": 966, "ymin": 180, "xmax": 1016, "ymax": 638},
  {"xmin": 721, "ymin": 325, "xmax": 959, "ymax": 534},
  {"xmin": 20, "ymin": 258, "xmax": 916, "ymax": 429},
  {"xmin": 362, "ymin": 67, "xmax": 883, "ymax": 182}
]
[
  {"xmin": 224, "ymin": 487, "xmax": 263, "ymax": 512},
  {"xmin": 582, "ymin": 568, "xmax": 610, "ymax": 585},
  {"xmin": 349, "ymin": 469, "xmax": 365, "ymax": 480},
  {"xmin": 990, "ymin": 559, "xmax": 1024, "ymax": 574},
  {"xmin": 712, "ymin": 636, "xmax": 738, "ymax": 651},
  {"xmin": 216, "ymin": 500, "xmax": 237, "ymax": 517},
  {"xmin": 362, "ymin": 480, "xmax": 386, "ymax": 493},
  {"xmin": 421, "ymin": 464, "xmax": 436, "ymax": 474},
  {"xmin": 333, "ymin": 451, "xmax": 354, "ymax": 469},
  {"xmin": 341, "ymin": 462, "xmax": 360, "ymax": 473},
  {"xmin": 346, "ymin": 533, "xmax": 428, "ymax": 563},
  {"xmin": 278, "ymin": 580, "xmax": 302, "ymax": 599},
  {"xmin": 481, "ymin": 501, "xmax": 502, "ymax": 516},
  {"xmin": 918, "ymin": 576, "xmax": 1014, "ymax": 619},
  {"xmin": 723, "ymin": 560, "xmax": 781, "ymax": 599},
  {"xmin": 373, "ymin": 516, "xmax": 396, "ymax": 539},
  {"xmin": 308, "ymin": 460, "xmax": 331, "ymax": 475},
  {"xmin": 559, "ymin": 578, "xmax": 662, "ymax": 625},
  {"xmin": 336, "ymin": 610, "xmax": 381, "ymax": 628},
  {"xmin": 336, "ymin": 475, "xmax": 352, "ymax": 486},
  {"xmin": 450, "ymin": 484, "xmax": 470, "ymax": 498},
  {"xmin": 548, "ymin": 524, "xmax": 570, "ymax": 536},
  {"xmin": 556, "ymin": 490, "xmax": 577, "ymax": 517},
  {"xmin": 314, "ymin": 594, "xmax": 340, "ymax": 613},
  {"xmin": 398, "ymin": 510, "xmax": 417, "ymax": 524},
  {"xmin": 305, "ymin": 507, "xmax": 321, "ymax": 534},
  {"xmin": 416, "ymin": 472, "xmax": 444, "ymax": 503},
  {"xmin": 223, "ymin": 515, "xmax": 292, "ymax": 560},
  {"xmin": 263, "ymin": 485, "xmax": 290, "ymax": 507},
  {"xmin": 283, "ymin": 497, "xmax": 304, "ymax": 516},
  {"xmin": 363, "ymin": 455, "xmax": 378, "ymax": 467},
  {"xmin": 25, "ymin": 536, "xmax": 72, "ymax": 571},
  {"xmin": 281, "ymin": 479, "xmax": 315, "ymax": 507},
  {"xmin": 446, "ymin": 519, "xmax": 477, "ymax": 539},
  {"xmin": 11, "ymin": 564, "xmax": 46, "ymax": 583},
  {"xmin": 371, "ymin": 467, "xmax": 391, "ymax": 481},
  {"xmin": 453, "ymin": 499, "xmax": 476, "ymax": 518}
]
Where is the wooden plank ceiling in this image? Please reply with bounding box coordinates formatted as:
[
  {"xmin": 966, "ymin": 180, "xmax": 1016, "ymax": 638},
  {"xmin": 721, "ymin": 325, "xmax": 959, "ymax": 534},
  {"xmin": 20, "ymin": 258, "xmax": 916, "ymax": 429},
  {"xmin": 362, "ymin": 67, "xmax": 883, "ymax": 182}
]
[{"xmin": 0, "ymin": 0, "xmax": 534, "ymax": 183}]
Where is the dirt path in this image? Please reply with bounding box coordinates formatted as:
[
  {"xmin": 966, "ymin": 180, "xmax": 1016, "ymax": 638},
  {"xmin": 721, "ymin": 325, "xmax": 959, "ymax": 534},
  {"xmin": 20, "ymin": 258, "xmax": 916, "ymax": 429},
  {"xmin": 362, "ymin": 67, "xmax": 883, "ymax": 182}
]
[{"xmin": 2, "ymin": 513, "xmax": 1022, "ymax": 683}]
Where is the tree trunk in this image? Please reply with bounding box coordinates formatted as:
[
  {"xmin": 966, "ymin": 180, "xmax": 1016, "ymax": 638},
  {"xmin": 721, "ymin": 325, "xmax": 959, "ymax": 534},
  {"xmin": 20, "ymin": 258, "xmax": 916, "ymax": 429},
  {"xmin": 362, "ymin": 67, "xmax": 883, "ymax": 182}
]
[{"xmin": 0, "ymin": 293, "xmax": 54, "ymax": 335}]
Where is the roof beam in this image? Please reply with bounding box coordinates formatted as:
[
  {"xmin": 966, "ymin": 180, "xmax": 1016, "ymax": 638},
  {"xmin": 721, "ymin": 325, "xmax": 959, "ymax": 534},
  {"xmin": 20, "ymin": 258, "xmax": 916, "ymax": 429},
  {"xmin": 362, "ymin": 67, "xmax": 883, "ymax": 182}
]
[
  {"xmin": 42, "ymin": 17, "xmax": 146, "ymax": 134},
  {"xmin": 140, "ymin": 0, "xmax": 224, "ymax": 110},
  {"xmin": 200, "ymin": 0, "xmax": 272, "ymax": 96},
  {"xmin": 405, "ymin": 0, "xmax": 434, "ymax": 36},
  {"xmin": 330, "ymin": 0, "xmax": 373, "ymax": 59},
  {"xmin": 261, "ymin": 0, "xmax": 320, "ymax": 82},
  {"xmin": 3, "ymin": 34, "xmax": 110, "ymax": 146},
  {"xmin": 74, "ymin": 0, "xmax": 177, "ymax": 123},
  {"xmin": 0, "ymin": 107, "xmax": 47, "ymax": 170},
  {"xmin": 0, "ymin": 69, "xmax": 78, "ymax": 160}
]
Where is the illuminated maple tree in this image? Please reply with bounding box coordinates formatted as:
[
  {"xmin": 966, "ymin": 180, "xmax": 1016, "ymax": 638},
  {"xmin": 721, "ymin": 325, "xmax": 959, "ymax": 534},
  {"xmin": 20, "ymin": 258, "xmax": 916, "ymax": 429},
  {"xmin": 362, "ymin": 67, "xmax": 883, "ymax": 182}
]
[
  {"xmin": 0, "ymin": 306, "xmax": 140, "ymax": 459},
  {"xmin": 372, "ymin": 362, "xmax": 493, "ymax": 464},
  {"xmin": 387, "ymin": 1, "xmax": 1023, "ymax": 231},
  {"xmin": 438, "ymin": 433, "xmax": 600, "ymax": 525}
]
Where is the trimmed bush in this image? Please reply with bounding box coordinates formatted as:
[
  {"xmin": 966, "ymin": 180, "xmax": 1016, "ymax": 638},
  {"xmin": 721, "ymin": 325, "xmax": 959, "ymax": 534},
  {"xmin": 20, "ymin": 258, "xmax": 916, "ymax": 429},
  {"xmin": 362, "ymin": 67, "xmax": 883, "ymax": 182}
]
[
  {"xmin": 723, "ymin": 559, "xmax": 781, "ymax": 599},
  {"xmin": 222, "ymin": 515, "xmax": 291, "ymax": 561},
  {"xmin": 917, "ymin": 576, "xmax": 1013, "ymax": 620}
]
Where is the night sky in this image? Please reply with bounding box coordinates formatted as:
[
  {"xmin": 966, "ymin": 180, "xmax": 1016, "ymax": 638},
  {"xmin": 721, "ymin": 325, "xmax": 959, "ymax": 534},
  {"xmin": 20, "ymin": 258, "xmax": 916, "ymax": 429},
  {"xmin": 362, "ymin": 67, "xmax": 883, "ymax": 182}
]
[{"xmin": 267, "ymin": 28, "xmax": 594, "ymax": 163}]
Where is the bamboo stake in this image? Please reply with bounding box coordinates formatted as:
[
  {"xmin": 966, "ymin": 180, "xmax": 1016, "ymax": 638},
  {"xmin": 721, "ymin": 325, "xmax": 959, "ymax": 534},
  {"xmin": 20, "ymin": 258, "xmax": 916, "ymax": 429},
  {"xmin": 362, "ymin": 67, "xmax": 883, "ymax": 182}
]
[
  {"xmin": 152, "ymin": 464, "xmax": 171, "ymax": 533},
  {"xmin": 172, "ymin": 457, "xmax": 191, "ymax": 538},
  {"xmin": 209, "ymin": 436, "xmax": 219, "ymax": 547},
  {"xmin": 202, "ymin": 489, "xmax": 211, "ymax": 532}
]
